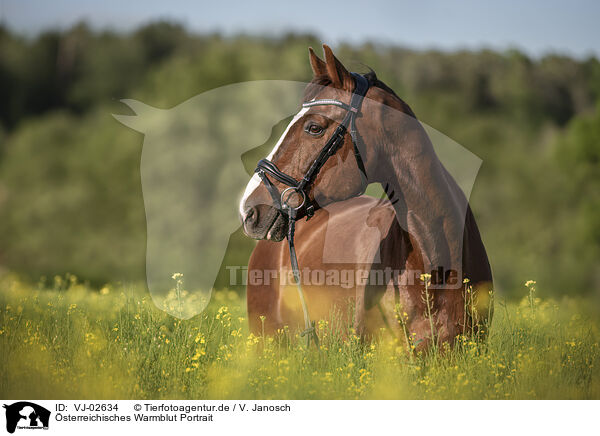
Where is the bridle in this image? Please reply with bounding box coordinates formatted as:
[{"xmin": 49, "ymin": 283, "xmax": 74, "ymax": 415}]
[
  {"xmin": 253, "ymin": 73, "xmax": 371, "ymax": 348},
  {"xmin": 255, "ymin": 72, "xmax": 370, "ymax": 220}
]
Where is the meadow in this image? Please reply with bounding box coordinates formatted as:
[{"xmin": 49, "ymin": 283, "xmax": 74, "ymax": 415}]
[{"xmin": 1, "ymin": 273, "xmax": 598, "ymax": 400}]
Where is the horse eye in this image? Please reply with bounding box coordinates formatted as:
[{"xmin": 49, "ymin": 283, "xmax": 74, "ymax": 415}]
[{"xmin": 306, "ymin": 123, "xmax": 324, "ymax": 135}]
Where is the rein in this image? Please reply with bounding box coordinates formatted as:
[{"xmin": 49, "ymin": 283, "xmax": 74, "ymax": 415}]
[{"xmin": 254, "ymin": 73, "xmax": 370, "ymax": 348}]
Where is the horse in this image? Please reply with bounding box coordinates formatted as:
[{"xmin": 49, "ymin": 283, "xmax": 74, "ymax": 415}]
[{"xmin": 239, "ymin": 44, "xmax": 493, "ymax": 350}]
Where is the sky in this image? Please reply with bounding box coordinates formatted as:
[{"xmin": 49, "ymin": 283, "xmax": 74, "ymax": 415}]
[{"xmin": 3, "ymin": 0, "xmax": 600, "ymax": 58}]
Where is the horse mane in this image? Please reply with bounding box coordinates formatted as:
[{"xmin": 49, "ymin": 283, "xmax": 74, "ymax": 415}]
[{"xmin": 303, "ymin": 69, "xmax": 416, "ymax": 119}]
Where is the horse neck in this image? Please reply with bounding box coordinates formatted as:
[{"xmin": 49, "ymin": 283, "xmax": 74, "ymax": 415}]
[{"xmin": 372, "ymin": 111, "xmax": 467, "ymax": 282}]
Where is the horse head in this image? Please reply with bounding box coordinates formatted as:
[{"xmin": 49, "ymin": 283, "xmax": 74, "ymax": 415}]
[{"xmin": 240, "ymin": 44, "xmax": 380, "ymax": 241}]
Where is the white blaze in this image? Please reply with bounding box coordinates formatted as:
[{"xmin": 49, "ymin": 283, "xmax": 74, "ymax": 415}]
[{"xmin": 239, "ymin": 107, "xmax": 310, "ymax": 218}]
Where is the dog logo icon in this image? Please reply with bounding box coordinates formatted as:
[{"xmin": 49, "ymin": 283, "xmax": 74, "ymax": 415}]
[{"xmin": 3, "ymin": 402, "xmax": 50, "ymax": 433}]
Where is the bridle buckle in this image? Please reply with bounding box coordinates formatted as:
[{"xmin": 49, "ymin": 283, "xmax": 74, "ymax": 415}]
[{"xmin": 281, "ymin": 187, "xmax": 306, "ymax": 212}]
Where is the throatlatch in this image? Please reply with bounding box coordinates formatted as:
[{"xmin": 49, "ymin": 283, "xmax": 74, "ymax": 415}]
[{"xmin": 254, "ymin": 73, "xmax": 370, "ymax": 348}]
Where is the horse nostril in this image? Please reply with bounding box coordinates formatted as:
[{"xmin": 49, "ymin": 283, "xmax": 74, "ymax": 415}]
[{"xmin": 244, "ymin": 207, "xmax": 257, "ymax": 225}]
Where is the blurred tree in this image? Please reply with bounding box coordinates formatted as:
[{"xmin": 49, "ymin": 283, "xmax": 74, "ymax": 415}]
[{"xmin": 551, "ymin": 103, "xmax": 600, "ymax": 291}]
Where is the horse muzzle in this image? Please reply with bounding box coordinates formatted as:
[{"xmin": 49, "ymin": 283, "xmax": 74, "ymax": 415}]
[{"xmin": 242, "ymin": 203, "xmax": 288, "ymax": 241}]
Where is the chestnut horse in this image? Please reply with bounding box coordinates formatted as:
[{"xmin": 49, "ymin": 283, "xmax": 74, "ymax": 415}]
[{"xmin": 239, "ymin": 45, "xmax": 492, "ymax": 349}]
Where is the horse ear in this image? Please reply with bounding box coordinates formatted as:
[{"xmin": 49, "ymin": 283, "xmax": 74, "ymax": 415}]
[
  {"xmin": 322, "ymin": 44, "xmax": 354, "ymax": 90},
  {"xmin": 113, "ymin": 99, "xmax": 162, "ymax": 133},
  {"xmin": 308, "ymin": 47, "xmax": 327, "ymax": 77}
]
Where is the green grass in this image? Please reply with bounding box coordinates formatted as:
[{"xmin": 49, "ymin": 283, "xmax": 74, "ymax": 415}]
[{"xmin": 1, "ymin": 273, "xmax": 598, "ymax": 399}]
